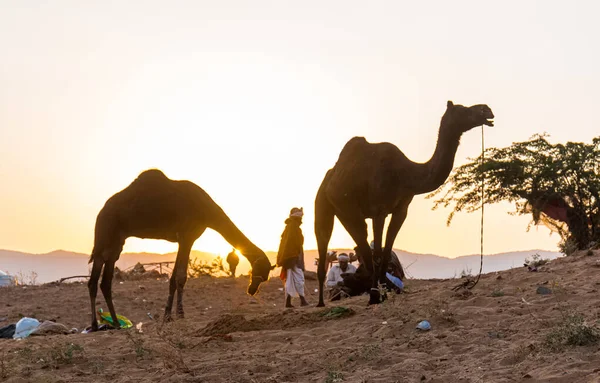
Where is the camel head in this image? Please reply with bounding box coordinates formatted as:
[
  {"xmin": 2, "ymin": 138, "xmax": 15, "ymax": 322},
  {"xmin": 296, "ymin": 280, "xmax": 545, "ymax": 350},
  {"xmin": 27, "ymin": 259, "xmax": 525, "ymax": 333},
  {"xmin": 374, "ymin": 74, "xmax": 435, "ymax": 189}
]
[
  {"xmin": 247, "ymin": 256, "xmax": 274, "ymax": 295},
  {"xmin": 443, "ymin": 101, "xmax": 494, "ymax": 133}
]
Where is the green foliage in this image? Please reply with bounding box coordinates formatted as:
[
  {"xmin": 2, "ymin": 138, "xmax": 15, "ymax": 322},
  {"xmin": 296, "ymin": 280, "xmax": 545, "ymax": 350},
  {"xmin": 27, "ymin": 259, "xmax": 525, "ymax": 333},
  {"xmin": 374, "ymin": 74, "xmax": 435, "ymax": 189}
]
[
  {"xmin": 319, "ymin": 306, "xmax": 354, "ymax": 319},
  {"xmin": 325, "ymin": 370, "xmax": 344, "ymax": 383},
  {"xmin": 544, "ymin": 313, "xmax": 600, "ymax": 351},
  {"xmin": 428, "ymin": 134, "xmax": 600, "ymax": 250},
  {"xmin": 188, "ymin": 256, "xmax": 227, "ymax": 278}
]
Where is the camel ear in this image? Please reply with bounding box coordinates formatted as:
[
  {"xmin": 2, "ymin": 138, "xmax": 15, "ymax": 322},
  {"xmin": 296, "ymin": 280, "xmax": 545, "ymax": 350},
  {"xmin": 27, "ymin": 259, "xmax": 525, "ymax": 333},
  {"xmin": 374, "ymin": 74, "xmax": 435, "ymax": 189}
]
[{"xmin": 447, "ymin": 100, "xmax": 454, "ymax": 108}]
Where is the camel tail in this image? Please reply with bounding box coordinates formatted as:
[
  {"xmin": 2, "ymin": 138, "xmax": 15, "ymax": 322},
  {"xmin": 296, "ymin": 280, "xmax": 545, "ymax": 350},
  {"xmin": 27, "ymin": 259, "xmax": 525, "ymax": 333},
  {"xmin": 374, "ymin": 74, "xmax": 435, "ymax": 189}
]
[{"xmin": 88, "ymin": 246, "xmax": 100, "ymax": 264}]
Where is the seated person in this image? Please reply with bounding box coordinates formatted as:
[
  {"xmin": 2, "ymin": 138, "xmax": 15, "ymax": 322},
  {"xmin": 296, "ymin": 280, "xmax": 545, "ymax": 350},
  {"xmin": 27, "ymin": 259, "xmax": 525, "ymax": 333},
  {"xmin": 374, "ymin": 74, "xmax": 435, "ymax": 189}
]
[{"xmin": 326, "ymin": 253, "xmax": 357, "ymax": 300}]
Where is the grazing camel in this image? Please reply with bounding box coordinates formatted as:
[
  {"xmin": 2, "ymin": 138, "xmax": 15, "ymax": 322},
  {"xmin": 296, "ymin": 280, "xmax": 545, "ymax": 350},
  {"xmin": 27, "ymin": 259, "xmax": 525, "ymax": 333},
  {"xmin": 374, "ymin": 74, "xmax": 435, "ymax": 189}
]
[
  {"xmin": 314, "ymin": 101, "xmax": 494, "ymax": 306},
  {"xmin": 88, "ymin": 169, "xmax": 273, "ymax": 331}
]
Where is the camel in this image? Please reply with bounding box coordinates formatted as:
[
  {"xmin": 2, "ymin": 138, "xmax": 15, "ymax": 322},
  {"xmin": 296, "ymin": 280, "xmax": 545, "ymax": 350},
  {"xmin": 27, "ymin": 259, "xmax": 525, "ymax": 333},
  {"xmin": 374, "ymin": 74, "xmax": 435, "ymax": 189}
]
[
  {"xmin": 314, "ymin": 101, "xmax": 494, "ymax": 306},
  {"xmin": 87, "ymin": 169, "xmax": 273, "ymax": 331}
]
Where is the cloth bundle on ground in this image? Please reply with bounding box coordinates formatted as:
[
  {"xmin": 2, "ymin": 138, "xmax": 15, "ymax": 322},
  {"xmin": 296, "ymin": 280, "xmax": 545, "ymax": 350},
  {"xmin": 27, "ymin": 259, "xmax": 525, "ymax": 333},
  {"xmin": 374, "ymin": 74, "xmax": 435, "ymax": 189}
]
[
  {"xmin": 31, "ymin": 321, "xmax": 76, "ymax": 336},
  {"xmin": 0, "ymin": 323, "xmax": 16, "ymax": 339},
  {"xmin": 3, "ymin": 317, "xmax": 76, "ymax": 339}
]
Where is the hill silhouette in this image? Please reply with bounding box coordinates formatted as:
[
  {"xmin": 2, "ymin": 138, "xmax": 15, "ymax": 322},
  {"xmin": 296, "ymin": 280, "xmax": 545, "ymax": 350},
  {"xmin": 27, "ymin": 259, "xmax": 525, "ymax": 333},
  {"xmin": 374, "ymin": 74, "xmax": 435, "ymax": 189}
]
[{"xmin": 0, "ymin": 248, "xmax": 562, "ymax": 283}]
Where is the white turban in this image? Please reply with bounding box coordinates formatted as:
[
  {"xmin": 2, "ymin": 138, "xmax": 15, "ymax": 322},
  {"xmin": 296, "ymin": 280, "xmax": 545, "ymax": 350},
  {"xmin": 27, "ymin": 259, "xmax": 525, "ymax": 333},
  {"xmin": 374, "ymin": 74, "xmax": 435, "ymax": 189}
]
[
  {"xmin": 338, "ymin": 254, "xmax": 349, "ymax": 262},
  {"xmin": 290, "ymin": 207, "xmax": 304, "ymax": 218}
]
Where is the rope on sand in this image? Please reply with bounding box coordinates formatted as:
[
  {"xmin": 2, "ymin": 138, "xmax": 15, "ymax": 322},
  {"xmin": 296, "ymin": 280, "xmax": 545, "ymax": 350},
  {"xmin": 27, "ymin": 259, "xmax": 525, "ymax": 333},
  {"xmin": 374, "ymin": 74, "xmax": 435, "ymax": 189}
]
[{"xmin": 452, "ymin": 125, "xmax": 485, "ymax": 291}]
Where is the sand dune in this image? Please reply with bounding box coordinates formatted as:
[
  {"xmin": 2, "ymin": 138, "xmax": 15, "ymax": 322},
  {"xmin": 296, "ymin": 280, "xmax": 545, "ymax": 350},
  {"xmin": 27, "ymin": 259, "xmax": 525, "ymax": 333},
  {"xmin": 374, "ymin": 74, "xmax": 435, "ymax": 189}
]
[{"xmin": 0, "ymin": 249, "xmax": 599, "ymax": 382}]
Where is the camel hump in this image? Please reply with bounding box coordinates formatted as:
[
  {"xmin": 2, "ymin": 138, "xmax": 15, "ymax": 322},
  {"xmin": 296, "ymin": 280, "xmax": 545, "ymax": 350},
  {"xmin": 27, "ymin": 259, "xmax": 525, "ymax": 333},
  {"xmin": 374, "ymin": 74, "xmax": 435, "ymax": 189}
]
[
  {"xmin": 337, "ymin": 137, "xmax": 369, "ymax": 159},
  {"xmin": 135, "ymin": 169, "xmax": 168, "ymax": 181},
  {"xmin": 342, "ymin": 136, "xmax": 368, "ymax": 150}
]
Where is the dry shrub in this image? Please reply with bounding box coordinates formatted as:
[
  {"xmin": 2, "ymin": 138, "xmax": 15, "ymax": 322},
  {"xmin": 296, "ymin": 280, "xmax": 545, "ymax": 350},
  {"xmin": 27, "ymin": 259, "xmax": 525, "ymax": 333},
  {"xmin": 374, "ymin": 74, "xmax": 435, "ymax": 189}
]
[{"xmin": 544, "ymin": 313, "xmax": 600, "ymax": 351}]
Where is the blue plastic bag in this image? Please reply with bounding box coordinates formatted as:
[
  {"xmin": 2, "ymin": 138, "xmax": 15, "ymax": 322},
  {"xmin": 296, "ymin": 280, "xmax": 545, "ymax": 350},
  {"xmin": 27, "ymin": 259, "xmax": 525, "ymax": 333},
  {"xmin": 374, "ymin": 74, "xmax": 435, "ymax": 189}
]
[{"xmin": 13, "ymin": 317, "xmax": 40, "ymax": 339}]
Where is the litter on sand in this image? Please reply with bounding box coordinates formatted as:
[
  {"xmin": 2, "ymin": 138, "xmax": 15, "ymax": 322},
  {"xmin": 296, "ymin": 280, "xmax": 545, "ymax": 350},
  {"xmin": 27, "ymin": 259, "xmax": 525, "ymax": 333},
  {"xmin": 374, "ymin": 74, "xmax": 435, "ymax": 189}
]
[
  {"xmin": 97, "ymin": 308, "xmax": 133, "ymax": 329},
  {"xmin": 416, "ymin": 320, "xmax": 431, "ymax": 331}
]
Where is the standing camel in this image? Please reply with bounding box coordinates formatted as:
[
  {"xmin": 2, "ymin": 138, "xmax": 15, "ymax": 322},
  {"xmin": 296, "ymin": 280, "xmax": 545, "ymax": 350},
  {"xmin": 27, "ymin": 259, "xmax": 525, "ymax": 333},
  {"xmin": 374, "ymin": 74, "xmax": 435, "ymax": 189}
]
[
  {"xmin": 88, "ymin": 169, "xmax": 273, "ymax": 331},
  {"xmin": 314, "ymin": 101, "xmax": 494, "ymax": 306}
]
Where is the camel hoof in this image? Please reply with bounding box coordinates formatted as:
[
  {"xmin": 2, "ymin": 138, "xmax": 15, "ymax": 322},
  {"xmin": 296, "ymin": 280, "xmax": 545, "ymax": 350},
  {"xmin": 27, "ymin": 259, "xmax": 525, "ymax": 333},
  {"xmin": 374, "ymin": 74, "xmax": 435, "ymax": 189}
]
[
  {"xmin": 163, "ymin": 314, "xmax": 174, "ymax": 323},
  {"xmin": 368, "ymin": 289, "xmax": 381, "ymax": 305},
  {"xmin": 176, "ymin": 312, "xmax": 185, "ymax": 319},
  {"xmin": 316, "ymin": 302, "xmax": 325, "ymax": 308}
]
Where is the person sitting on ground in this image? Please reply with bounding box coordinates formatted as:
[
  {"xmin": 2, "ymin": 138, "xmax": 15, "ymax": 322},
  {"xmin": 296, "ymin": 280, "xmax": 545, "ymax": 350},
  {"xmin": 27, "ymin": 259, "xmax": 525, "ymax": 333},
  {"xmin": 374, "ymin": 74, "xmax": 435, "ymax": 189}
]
[
  {"xmin": 226, "ymin": 248, "xmax": 239, "ymax": 277},
  {"xmin": 326, "ymin": 253, "xmax": 357, "ymax": 300}
]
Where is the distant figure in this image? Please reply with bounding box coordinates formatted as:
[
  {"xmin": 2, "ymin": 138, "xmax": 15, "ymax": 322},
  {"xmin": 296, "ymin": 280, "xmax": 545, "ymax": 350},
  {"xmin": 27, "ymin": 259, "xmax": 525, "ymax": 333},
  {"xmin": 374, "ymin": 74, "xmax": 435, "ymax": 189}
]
[
  {"xmin": 277, "ymin": 207, "xmax": 309, "ymax": 308},
  {"xmin": 326, "ymin": 253, "xmax": 357, "ymax": 300},
  {"xmin": 226, "ymin": 249, "xmax": 239, "ymax": 277}
]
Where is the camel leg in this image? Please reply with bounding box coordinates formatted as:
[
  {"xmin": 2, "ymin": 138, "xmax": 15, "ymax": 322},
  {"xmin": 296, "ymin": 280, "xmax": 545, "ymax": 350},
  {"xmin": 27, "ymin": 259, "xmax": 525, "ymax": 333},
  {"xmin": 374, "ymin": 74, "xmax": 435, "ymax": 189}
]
[
  {"xmin": 315, "ymin": 190, "xmax": 335, "ymax": 307},
  {"xmin": 382, "ymin": 200, "xmax": 411, "ymax": 282},
  {"xmin": 372, "ymin": 214, "xmax": 386, "ymax": 294},
  {"xmin": 175, "ymin": 242, "xmax": 193, "ymax": 318},
  {"xmin": 335, "ymin": 212, "xmax": 377, "ymax": 304},
  {"xmin": 100, "ymin": 259, "xmax": 120, "ymax": 329},
  {"xmin": 165, "ymin": 240, "xmax": 194, "ymax": 320},
  {"xmin": 88, "ymin": 258, "xmax": 104, "ymax": 332}
]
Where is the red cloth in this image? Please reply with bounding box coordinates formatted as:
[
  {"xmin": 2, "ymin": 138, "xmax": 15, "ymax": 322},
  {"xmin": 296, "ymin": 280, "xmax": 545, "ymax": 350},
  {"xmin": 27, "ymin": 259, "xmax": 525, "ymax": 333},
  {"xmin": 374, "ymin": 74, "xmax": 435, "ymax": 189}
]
[{"xmin": 280, "ymin": 268, "xmax": 287, "ymax": 282}]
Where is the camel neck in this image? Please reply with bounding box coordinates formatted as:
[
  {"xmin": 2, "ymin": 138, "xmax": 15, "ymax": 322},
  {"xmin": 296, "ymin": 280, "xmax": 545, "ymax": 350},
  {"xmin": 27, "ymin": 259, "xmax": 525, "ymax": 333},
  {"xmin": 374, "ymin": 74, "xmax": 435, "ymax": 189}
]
[
  {"xmin": 413, "ymin": 126, "xmax": 462, "ymax": 195},
  {"xmin": 208, "ymin": 211, "xmax": 267, "ymax": 264}
]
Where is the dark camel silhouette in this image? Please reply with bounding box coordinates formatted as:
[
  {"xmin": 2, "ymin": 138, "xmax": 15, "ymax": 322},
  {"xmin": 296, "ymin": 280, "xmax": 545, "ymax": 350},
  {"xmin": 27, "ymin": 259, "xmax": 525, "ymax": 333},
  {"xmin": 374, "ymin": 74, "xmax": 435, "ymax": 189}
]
[
  {"xmin": 314, "ymin": 101, "xmax": 494, "ymax": 306},
  {"xmin": 88, "ymin": 169, "xmax": 273, "ymax": 331}
]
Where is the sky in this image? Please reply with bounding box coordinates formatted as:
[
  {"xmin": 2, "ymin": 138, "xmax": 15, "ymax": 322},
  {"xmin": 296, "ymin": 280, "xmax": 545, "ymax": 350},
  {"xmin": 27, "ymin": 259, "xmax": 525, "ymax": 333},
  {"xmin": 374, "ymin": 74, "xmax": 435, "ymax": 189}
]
[{"xmin": 1, "ymin": 1, "xmax": 599, "ymax": 258}]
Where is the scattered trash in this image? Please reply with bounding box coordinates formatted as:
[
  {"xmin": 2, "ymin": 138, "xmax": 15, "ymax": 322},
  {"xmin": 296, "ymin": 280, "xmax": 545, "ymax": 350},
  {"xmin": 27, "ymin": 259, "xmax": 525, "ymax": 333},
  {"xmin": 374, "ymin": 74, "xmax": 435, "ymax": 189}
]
[
  {"xmin": 382, "ymin": 321, "xmax": 388, "ymax": 325},
  {"xmin": 416, "ymin": 320, "xmax": 431, "ymax": 331},
  {"xmin": 13, "ymin": 317, "xmax": 40, "ymax": 339},
  {"xmin": 278, "ymin": 288, "xmax": 283, "ymax": 291},
  {"xmin": 136, "ymin": 322, "xmax": 143, "ymax": 333},
  {"xmin": 31, "ymin": 321, "xmax": 74, "ymax": 336},
  {"xmin": 97, "ymin": 308, "xmax": 133, "ymax": 329},
  {"xmin": 536, "ymin": 286, "xmax": 552, "ymax": 295},
  {"xmin": 314, "ymin": 289, "xmax": 318, "ymax": 293},
  {"xmin": 119, "ymin": 281, "xmax": 124, "ymax": 284},
  {"xmin": 82, "ymin": 324, "xmax": 113, "ymax": 333},
  {"xmin": 147, "ymin": 312, "xmax": 154, "ymax": 320},
  {"xmin": 0, "ymin": 323, "xmax": 16, "ymax": 339}
]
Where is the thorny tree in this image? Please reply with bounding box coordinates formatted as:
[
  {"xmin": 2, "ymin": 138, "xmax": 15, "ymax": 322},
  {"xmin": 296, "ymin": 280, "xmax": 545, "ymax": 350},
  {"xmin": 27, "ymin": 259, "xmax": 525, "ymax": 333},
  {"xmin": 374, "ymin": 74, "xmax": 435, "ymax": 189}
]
[{"xmin": 427, "ymin": 134, "xmax": 600, "ymax": 252}]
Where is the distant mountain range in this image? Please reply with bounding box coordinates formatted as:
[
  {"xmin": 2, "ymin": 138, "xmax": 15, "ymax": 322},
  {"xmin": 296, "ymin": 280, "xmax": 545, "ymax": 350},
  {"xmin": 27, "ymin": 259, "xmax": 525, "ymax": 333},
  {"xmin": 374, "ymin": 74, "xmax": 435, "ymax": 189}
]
[{"xmin": 0, "ymin": 248, "xmax": 563, "ymax": 284}]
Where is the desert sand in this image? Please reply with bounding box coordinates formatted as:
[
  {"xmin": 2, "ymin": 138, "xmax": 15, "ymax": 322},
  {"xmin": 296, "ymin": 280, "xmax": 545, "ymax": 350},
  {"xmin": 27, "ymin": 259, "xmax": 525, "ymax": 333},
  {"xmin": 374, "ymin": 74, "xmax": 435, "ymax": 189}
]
[{"xmin": 1, "ymin": 250, "xmax": 600, "ymax": 383}]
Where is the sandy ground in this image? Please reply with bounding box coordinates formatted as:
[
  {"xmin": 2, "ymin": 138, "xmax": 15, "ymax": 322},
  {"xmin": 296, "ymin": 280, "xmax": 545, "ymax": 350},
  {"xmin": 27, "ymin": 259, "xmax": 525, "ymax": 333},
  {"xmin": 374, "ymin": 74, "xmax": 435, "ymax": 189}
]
[{"xmin": 1, "ymin": 250, "xmax": 600, "ymax": 383}]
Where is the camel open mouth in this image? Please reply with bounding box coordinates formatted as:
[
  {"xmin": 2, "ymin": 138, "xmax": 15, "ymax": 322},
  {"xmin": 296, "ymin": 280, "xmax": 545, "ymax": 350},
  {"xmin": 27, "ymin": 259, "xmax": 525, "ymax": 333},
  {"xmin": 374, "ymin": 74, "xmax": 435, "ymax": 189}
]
[{"xmin": 482, "ymin": 110, "xmax": 495, "ymax": 126}]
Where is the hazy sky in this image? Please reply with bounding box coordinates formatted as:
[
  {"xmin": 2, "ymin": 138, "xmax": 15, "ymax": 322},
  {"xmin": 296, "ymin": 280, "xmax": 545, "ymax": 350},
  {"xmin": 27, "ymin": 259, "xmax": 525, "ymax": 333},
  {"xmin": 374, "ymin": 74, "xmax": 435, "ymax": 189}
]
[{"xmin": 1, "ymin": 1, "xmax": 599, "ymax": 258}]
